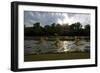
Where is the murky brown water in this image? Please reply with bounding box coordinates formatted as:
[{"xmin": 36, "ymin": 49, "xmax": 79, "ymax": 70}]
[{"xmin": 24, "ymin": 38, "xmax": 90, "ymax": 54}]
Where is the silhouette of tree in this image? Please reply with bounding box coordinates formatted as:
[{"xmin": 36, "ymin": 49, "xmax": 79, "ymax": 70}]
[
  {"xmin": 84, "ymin": 24, "xmax": 90, "ymax": 36},
  {"xmin": 24, "ymin": 22, "xmax": 90, "ymax": 36}
]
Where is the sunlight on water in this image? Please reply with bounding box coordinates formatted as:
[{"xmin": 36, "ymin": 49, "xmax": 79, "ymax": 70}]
[{"xmin": 24, "ymin": 39, "xmax": 90, "ymax": 54}]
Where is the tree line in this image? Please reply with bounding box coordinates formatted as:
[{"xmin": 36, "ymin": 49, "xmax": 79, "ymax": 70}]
[{"xmin": 24, "ymin": 22, "xmax": 90, "ymax": 36}]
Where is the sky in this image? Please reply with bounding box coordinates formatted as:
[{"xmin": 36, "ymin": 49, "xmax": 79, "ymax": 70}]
[{"xmin": 24, "ymin": 11, "xmax": 90, "ymax": 27}]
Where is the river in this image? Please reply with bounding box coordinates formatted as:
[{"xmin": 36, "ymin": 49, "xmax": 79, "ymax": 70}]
[{"xmin": 24, "ymin": 36, "xmax": 90, "ymax": 55}]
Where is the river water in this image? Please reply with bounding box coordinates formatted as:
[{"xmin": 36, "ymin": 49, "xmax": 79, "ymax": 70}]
[{"xmin": 24, "ymin": 39, "xmax": 90, "ymax": 54}]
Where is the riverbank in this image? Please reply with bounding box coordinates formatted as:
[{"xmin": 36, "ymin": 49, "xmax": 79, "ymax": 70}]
[
  {"xmin": 24, "ymin": 52, "xmax": 90, "ymax": 62},
  {"xmin": 24, "ymin": 36, "xmax": 90, "ymax": 41}
]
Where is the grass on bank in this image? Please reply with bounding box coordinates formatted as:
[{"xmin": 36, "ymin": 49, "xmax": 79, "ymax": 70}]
[{"xmin": 24, "ymin": 52, "xmax": 90, "ymax": 62}]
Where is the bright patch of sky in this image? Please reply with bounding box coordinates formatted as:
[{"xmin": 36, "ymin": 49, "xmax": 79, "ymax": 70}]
[{"xmin": 24, "ymin": 11, "xmax": 90, "ymax": 27}]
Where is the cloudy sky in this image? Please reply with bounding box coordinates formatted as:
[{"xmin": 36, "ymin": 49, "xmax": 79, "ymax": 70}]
[{"xmin": 24, "ymin": 11, "xmax": 90, "ymax": 27}]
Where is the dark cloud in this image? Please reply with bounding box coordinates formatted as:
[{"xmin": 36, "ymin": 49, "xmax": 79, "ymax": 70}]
[{"xmin": 24, "ymin": 11, "xmax": 90, "ymax": 27}]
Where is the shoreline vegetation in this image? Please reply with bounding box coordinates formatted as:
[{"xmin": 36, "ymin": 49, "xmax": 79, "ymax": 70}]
[
  {"xmin": 24, "ymin": 36, "xmax": 90, "ymax": 41},
  {"xmin": 24, "ymin": 22, "xmax": 90, "ymax": 36}
]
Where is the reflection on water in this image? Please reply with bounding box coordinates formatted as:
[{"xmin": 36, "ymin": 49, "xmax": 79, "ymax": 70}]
[{"xmin": 24, "ymin": 38, "xmax": 90, "ymax": 54}]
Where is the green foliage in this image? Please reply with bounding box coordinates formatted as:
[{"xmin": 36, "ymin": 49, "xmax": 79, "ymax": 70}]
[{"xmin": 24, "ymin": 22, "xmax": 90, "ymax": 36}]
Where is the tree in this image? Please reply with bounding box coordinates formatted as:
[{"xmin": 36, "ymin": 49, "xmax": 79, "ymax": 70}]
[
  {"xmin": 24, "ymin": 27, "xmax": 34, "ymax": 36},
  {"xmin": 55, "ymin": 24, "xmax": 62, "ymax": 35},
  {"xmin": 84, "ymin": 24, "xmax": 90, "ymax": 36},
  {"xmin": 24, "ymin": 22, "xmax": 90, "ymax": 36},
  {"xmin": 33, "ymin": 22, "xmax": 44, "ymax": 36},
  {"xmin": 84, "ymin": 24, "xmax": 90, "ymax": 30},
  {"xmin": 51, "ymin": 23, "xmax": 56, "ymax": 35},
  {"xmin": 69, "ymin": 22, "xmax": 83, "ymax": 36},
  {"xmin": 59, "ymin": 24, "xmax": 70, "ymax": 36},
  {"xmin": 44, "ymin": 25, "xmax": 51, "ymax": 36},
  {"xmin": 70, "ymin": 22, "xmax": 82, "ymax": 30}
]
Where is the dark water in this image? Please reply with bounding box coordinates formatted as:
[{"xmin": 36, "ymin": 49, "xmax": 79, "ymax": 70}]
[{"xmin": 24, "ymin": 37, "xmax": 90, "ymax": 54}]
